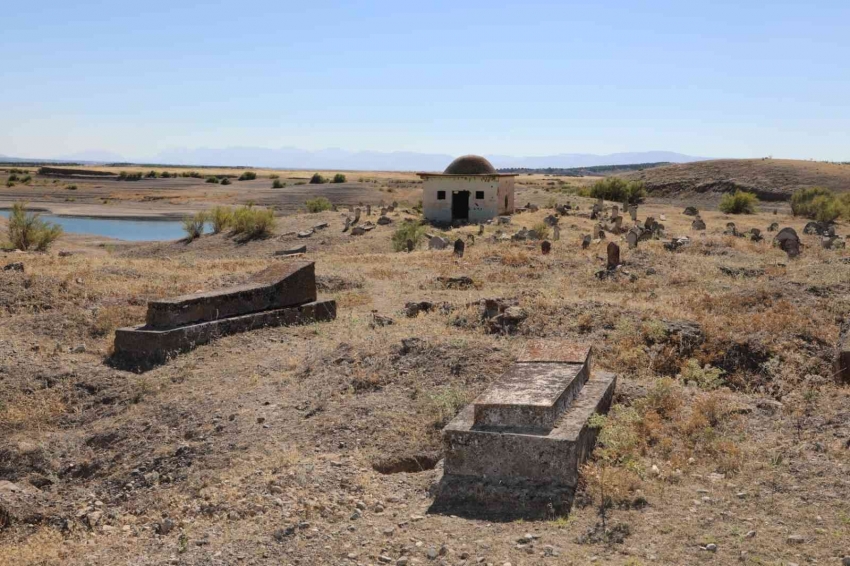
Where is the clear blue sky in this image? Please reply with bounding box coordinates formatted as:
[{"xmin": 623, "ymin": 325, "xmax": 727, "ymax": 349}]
[{"xmin": 2, "ymin": 0, "xmax": 848, "ymax": 160}]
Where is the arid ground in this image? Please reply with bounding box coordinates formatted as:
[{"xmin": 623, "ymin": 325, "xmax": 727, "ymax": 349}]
[{"xmin": 1, "ymin": 165, "xmax": 849, "ymax": 566}]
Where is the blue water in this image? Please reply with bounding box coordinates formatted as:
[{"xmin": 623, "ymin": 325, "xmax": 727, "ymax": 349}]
[{"xmin": 0, "ymin": 210, "xmax": 195, "ymax": 241}]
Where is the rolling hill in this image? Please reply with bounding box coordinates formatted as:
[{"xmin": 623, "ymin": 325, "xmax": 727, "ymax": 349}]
[{"xmin": 622, "ymin": 158, "xmax": 850, "ymax": 201}]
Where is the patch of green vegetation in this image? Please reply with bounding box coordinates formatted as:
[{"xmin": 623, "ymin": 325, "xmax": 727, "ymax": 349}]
[
  {"xmin": 6, "ymin": 202, "xmax": 63, "ymax": 251},
  {"xmin": 309, "ymin": 173, "xmax": 327, "ymax": 184},
  {"xmin": 220, "ymin": 177, "xmax": 232, "ymax": 185},
  {"xmin": 719, "ymin": 190, "xmax": 758, "ymax": 214},
  {"xmin": 589, "ymin": 178, "xmax": 646, "ymax": 205},
  {"xmin": 118, "ymin": 171, "xmax": 143, "ymax": 181},
  {"xmin": 205, "ymin": 176, "xmax": 220, "ymax": 184},
  {"xmin": 391, "ymin": 220, "xmax": 427, "ymax": 251},
  {"xmin": 332, "ymin": 173, "xmax": 346, "ymax": 183},
  {"xmin": 231, "ymin": 205, "xmax": 275, "ymax": 239},
  {"xmin": 272, "ymin": 179, "xmax": 285, "ymax": 189},
  {"xmin": 238, "ymin": 171, "xmax": 257, "ymax": 181},
  {"xmin": 304, "ymin": 197, "xmax": 332, "ymax": 213},
  {"xmin": 790, "ymin": 187, "xmax": 850, "ymax": 222},
  {"xmin": 182, "ymin": 211, "xmax": 207, "ymax": 241},
  {"xmin": 677, "ymin": 359, "xmax": 725, "ymax": 390}
]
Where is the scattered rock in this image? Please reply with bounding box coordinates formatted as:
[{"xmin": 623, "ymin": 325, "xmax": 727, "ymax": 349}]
[
  {"xmin": 683, "ymin": 206, "xmax": 699, "ymax": 216},
  {"xmin": 437, "ymin": 276, "xmax": 474, "ymax": 289},
  {"xmin": 275, "ymin": 245, "xmax": 307, "ymax": 256},
  {"xmin": 3, "ymin": 262, "xmax": 24, "ymax": 272}
]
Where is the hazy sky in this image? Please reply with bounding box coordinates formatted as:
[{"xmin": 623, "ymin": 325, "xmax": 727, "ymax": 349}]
[{"xmin": 2, "ymin": 0, "xmax": 848, "ymax": 160}]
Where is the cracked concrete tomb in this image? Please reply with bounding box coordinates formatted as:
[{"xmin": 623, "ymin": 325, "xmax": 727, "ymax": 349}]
[
  {"xmin": 431, "ymin": 341, "xmax": 616, "ymax": 519},
  {"xmin": 113, "ymin": 261, "xmax": 336, "ymax": 369}
]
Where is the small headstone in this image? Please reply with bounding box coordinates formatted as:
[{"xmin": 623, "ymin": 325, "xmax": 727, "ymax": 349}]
[
  {"xmin": 659, "ymin": 214, "xmax": 667, "ymax": 221},
  {"xmin": 645, "ymin": 216, "xmax": 657, "ymax": 232},
  {"xmin": 350, "ymin": 226, "xmax": 366, "ymax": 236},
  {"xmin": 628, "ymin": 205, "xmax": 638, "ymax": 221},
  {"xmin": 768, "ymin": 222, "xmax": 779, "ymax": 232},
  {"xmin": 343, "ymin": 218, "xmax": 351, "ymax": 232},
  {"xmin": 541, "ymin": 240, "xmax": 552, "ymax": 255},
  {"xmin": 594, "ymin": 224, "xmax": 606, "ymax": 240},
  {"xmin": 626, "ymin": 229, "xmax": 640, "ymax": 249},
  {"xmin": 392, "ymin": 201, "xmax": 398, "ymax": 208},
  {"xmin": 748, "ymin": 228, "xmax": 763, "ymax": 242},
  {"xmin": 775, "ymin": 227, "xmax": 800, "ymax": 258},
  {"xmin": 581, "ymin": 235, "xmax": 591, "ymax": 249},
  {"xmin": 467, "ymin": 234, "xmax": 475, "ymax": 245},
  {"xmin": 366, "ymin": 204, "xmax": 371, "ymax": 216},
  {"xmin": 724, "ymin": 222, "xmax": 738, "ymax": 237},
  {"xmin": 429, "ymin": 236, "xmax": 448, "ymax": 250},
  {"xmin": 406, "ymin": 239, "xmax": 414, "ymax": 252},
  {"xmin": 353, "ymin": 208, "xmax": 361, "ymax": 223},
  {"xmin": 387, "ymin": 205, "xmax": 395, "ymax": 213},
  {"xmin": 611, "ymin": 205, "xmax": 619, "ymax": 218},
  {"xmin": 453, "ymin": 239, "xmax": 465, "ymax": 258},
  {"xmin": 606, "ymin": 242, "xmax": 620, "ymax": 270},
  {"xmin": 543, "ymin": 214, "xmax": 559, "ymax": 227},
  {"xmin": 377, "ymin": 215, "xmax": 392, "ymax": 225},
  {"xmin": 553, "ymin": 224, "xmax": 560, "ymax": 241},
  {"xmin": 380, "ymin": 207, "xmax": 388, "ymax": 216},
  {"xmin": 691, "ymin": 218, "xmax": 706, "ymax": 231},
  {"xmin": 478, "ymin": 224, "xmax": 485, "ymax": 236}
]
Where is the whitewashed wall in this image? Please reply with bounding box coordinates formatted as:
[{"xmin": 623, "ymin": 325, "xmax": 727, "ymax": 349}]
[{"xmin": 422, "ymin": 175, "xmax": 513, "ymax": 223}]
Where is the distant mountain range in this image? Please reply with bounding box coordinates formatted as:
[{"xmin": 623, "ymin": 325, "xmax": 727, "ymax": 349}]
[{"xmin": 1, "ymin": 147, "xmax": 710, "ymax": 171}]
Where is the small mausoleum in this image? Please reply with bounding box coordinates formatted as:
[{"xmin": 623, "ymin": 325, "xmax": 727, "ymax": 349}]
[{"xmin": 418, "ymin": 155, "xmax": 516, "ymax": 223}]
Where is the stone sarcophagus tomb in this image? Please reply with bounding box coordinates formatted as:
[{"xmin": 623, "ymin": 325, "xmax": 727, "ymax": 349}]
[
  {"xmin": 431, "ymin": 342, "xmax": 616, "ymax": 519},
  {"xmin": 113, "ymin": 261, "xmax": 335, "ymax": 369}
]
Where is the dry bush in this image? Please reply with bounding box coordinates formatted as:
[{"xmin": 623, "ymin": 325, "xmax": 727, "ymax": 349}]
[{"xmin": 7, "ymin": 202, "xmax": 63, "ymax": 251}]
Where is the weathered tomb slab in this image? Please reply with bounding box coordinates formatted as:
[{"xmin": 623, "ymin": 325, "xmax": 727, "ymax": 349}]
[
  {"xmin": 517, "ymin": 341, "xmax": 591, "ymax": 365},
  {"xmin": 473, "ymin": 362, "xmax": 589, "ymax": 433},
  {"xmin": 115, "ymin": 300, "xmax": 336, "ymax": 369},
  {"xmin": 145, "ymin": 261, "xmax": 316, "ymax": 329}
]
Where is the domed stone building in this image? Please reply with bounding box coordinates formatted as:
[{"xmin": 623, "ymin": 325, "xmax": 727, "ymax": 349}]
[{"xmin": 418, "ymin": 155, "xmax": 516, "ymax": 223}]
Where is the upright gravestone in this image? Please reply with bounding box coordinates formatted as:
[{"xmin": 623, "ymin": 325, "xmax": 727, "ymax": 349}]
[
  {"xmin": 768, "ymin": 222, "xmax": 779, "ymax": 232},
  {"xmin": 478, "ymin": 224, "xmax": 485, "ymax": 236},
  {"xmin": 406, "ymin": 239, "xmax": 414, "ymax": 253},
  {"xmin": 606, "ymin": 242, "xmax": 620, "ymax": 270},
  {"xmin": 343, "ymin": 218, "xmax": 351, "ymax": 232},
  {"xmin": 366, "ymin": 204, "xmax": 371, "ymax": 216},
  {"xmin": 541, "ymin": 240, "xmax": 551, "ymax": 255},
  {"xmin": 626, "ymin": 228, "xmax": 640, "ymax": 249},
  {"xmin": 594, "ymin": 224, "xmax": 606, "ymax": 240},
  {"xmin": 611, "ymin": 205, "xmax": 619, "ymax": 219},
  {"xmin": 454, "ymin": 239, "xmax": 465, "ymax": 258},
  {"xmin": 429, "ymin": 236, "xmax": 448, "ymax": 250},
  {"xmin": 581, "ymin": 235, "xmax": 591, "ymax": 249},
  {"xmin": 692, "ymin": 218, "xmax": 706, "ymax": 231},
  {"xmin": 353, "ymin": 208, "xmax": 361, "ymax": 224},
  {"xmin": 553, "ymin": 224, "xmax": 560, "ymax": 241},
  {"xmin": 628, "ymin": 205, "xmax": 638, "ymax": 221},
  {"xmin": 380, "ymin": 207, "xmax": 388, "ymax": 216}
]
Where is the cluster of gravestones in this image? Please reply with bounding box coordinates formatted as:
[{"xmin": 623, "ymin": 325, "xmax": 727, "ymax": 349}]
[
  {"xmin": 722, "ymin": 222, "xmax": 763, "ymax": 242},
  {"xmin": 341, "ymin": 204, "xmax": 397, "ymax": 236}
]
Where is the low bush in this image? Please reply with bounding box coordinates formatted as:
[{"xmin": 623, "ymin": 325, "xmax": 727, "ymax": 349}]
[
  {"xmin": 5, "ymin": 180, "xmax": 14, "ymax": 187},
  {"xmin": 182, "ymin": 171, "xmax": 203, "ymax": 178},
  {"xmin": 790, "ymin": 187, "xmax": 848, "ymax": 222},
  {"xmin": 589, "ymin": 178, "xmax": 646, "ymax": 205},
  {"xmin": 220, "ymin": 178, "xmax": 232, "ymax": 185},
  {"xmin": 65, "ymin": 184, "xmax": 78, "ymax": 191},
  {"xmin": 208, "ymin": 206, "xmax": 233, "ymax": 233},
  {"xmin": 269, "ymin": 174, "xmax": 280, "ymax": 180},
  {"xmin": 8, "ymin": 173, "xmax": 19, "ymax": 182},
  {"xmin": 391, "ymin": 220, "xmax": 427, "ymax": 251},
  {"xmin": 118, "ymin": 171, "xmax": 142, "ymax": 181},
  {"xmin": 238, "ymin": 171, "xmax": 257, "ymax": 181},
  {"xmin": 272, "ymin": 179, "xmax": 285, "ymax": 189},
  {"xmin": 7, "ymin": 202, "xmax": 63, "ymax": 251},
  {"xmin": 309, "ymin": 173, "xmax": 327, "ymax": 184},
  {"xmin": 160, "ymin": 171, "xmax": 172, "ymax": 178},
  {"xmin": 332, "ymin": 173, "xmax": 346, "ymax": 183},
  {"xmin": 719, "ymin": 190, "xmax": 758, "ymax": 214},
  {"xmin": 145, "ymin": 170, "xmax": 158, "ymax": 178},
  {"xmin": 205, "ymin": 176, "xmax": 220, "ymax": 184},
  {"xmin": 21, "ymin": 175, "xmax": 32, "ymax": 184},
  {"xmin": 182, "ymin": 211, "xmax": 207, "ymax": 241},
  {"xmin": 232, "ymin": 205, "xmax": 275, "ymax": 239},
  {"xmin": 305, "ymin": 197, "xmax": 332, "ymax": 213},
  {"xmin": 532, "ymin": 221, "xmax": 550, "ymax": 240}
]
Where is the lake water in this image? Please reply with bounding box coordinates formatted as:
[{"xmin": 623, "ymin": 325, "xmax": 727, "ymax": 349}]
[{"xmin": 0, "ymin": 210, "xmax": 195, "ymax": 241}]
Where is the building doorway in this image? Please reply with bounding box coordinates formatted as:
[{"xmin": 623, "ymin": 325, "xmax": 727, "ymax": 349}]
[{"xmin": 452, "ymin": 191, "xmax": 470, "ymax": 221}]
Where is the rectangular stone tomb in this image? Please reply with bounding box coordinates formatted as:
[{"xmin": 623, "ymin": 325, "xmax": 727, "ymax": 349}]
[
  {"xmin": 114, "ymin": 300, "xmax": 336, "ymax": 368},
  {"xmin": 145, "ymin": 261, "xmax": 316, "ymax": 329},
  {"xmin": 431, "ymin": 343, "xmax": 616, "ymax": 519}
]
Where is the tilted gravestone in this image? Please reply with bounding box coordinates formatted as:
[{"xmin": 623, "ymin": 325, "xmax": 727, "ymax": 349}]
[
  {"xmin": 429, "ymin": 236, "xmax": 448, "ymax": 250},
  {"xmin": 626, "ymin": 228, "xmax": 641, "ymax": 249},
  {"xmin": 115, "ymin": 262, "xmax": 335, "ymax": 369},
  {"xmin": 454, "ymin": 238, "xmax": 465, "ymax": 257},
  {"xmin": 553, "ymin": 224, "xmax": 560, "ymax": 241},
  {"xmin": 692, "ymin": 217, "xmax": 706, "ymax": 231},
  {"xmin": 353, "ymin": 208, "xmax": 361, "ymax": 223},
  {"xmin": 775, "ymin": 227, "xmax": 801, "ymax": 258},
  {"xmin": 606, "ymin": 242, "xmax": 620, "ymax": 270},
  {"xmin": 581, "ymin": 234, "xmax": 591, "ymax": 249},
  {"xmin": 541, "ymin": 240, "xmax": 551, "ymax": 255}
]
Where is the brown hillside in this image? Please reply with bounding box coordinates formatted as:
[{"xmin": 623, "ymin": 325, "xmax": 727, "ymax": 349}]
[{"xmin": 622, "ymin": 158, "xmax": 850, "ymax": 201}]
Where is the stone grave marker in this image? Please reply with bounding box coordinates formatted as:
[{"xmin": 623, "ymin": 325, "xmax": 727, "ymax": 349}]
[
  {"xmin": 606, "ymin": 242, "xmax": 620, "ymax": 269},
  {"xmin": 429, "ymin": 236, "xmax": 448, "ymax": 250},
  {"xmin": 406, "ymin": 239, "xmax": 414, "ymax": 252},
  {"xmin": 541, "ymin": 240, "xmax": 551, "ymax": 255},
  {"xmin": 581, "ymin": 234, "xmax": 591, "ymax": 249},
  {"xmin": 454, "ymin": 239, "xmax": 465, "ymax": 257},
  {"xmin": 553, "ymin": 224, "xmax": 560, "ymax": 241},
  {"xmin": 626, "ymin": 228, "xmax": 640, "ymax": 249},
  {"xmin": 692, "ymin": 217, "xmax": 706, "ymax": 230},
  {"xmin": 628, "ymin": 205, "xmax": 638, "ymax": 221},
  {"xmin": 775, "ymin": 227, "xmax": 800, "ymax": 258}
]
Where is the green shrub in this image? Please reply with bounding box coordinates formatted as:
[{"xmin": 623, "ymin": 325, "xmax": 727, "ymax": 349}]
[
  {"xmin": 160, "ymin": 171, "xmax": 172, "ymax": 178},
  {"xmin": 118, "ymin": 171, "xmax": 142, "ymax": 181},
  {"xmin": 182, "ymin": 211, "xmax": 207, "ymax": 241},
  {"xmin": 182, "ymin": 171, "xmax": 203, "ymax": 178},
  {"xmin": 5, "ymin": 180, "xmax": 14, "ymax": 187},
  {"xmin": 304, "ymin": 197, "xmax": 332, "ymax": 213},
  {"xmin": 7, "ymin": 202, "xmax": 63, "ymax": 251},
  {"xmin": 589, "ymin": 178, "xmax": 646, "ymax": 205},
  {"xmin": 8, "ymin": 173, "xmax": 19, "ymax": 182},
  {"xmin": 719, "ymin": 190, "xmax": 758, "ymax": 214},
  {"xmin": 677, "ymin": 359, "xmax": 725, "ymax": 390},
  {"xmin": 332, "ymin": 173, "xmax": 346, "ymax": 183},
  {"xmin": 205, "ymin": 176, "xmax": 220, "ymax": 184},
  {"xmin": 220, "ymin": 178, "xmax": 232, "ymax": 185},
  {"xmin": 238, "ymin": 171, "xmax": 257, "ymax": 181},
  {"xmin": 391, "ymin": 220, "xmax": 427, "ymax": 251},
  {"xmin": 269, "ymin": 174, "xmax": 280, "ymax": 180},
  {"xmin": 790, "ymin": 187, "xmax": 848, "ymax": 222},
  {"xmin": 21, "ymin": 175, "xmax": 32, "ymax": 184},
  {"xmin": 66, "ymin": 184, "xmax": 77, "ymax": 191},
  {"xmin": 145, "ymin": 170, "xmax": 158, "ymax": 178},
  {"xmin": 309, "ymin": 173, "xmax": 327, "ymax": 184},
  {"xmin": 272, "ymin": 179, "xmax": 285, "ymax": 189},
  {"xmin": 209, "ymin": 206, "xmax": 233, "ymax": 233},
  {"xmin": 231, "ymin": 206, "xmax": 275, "ymax": 239}
]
